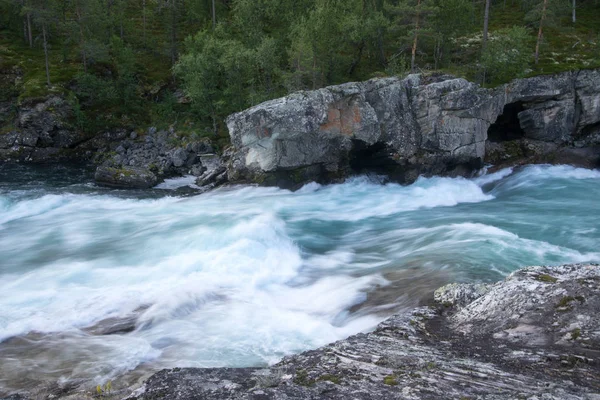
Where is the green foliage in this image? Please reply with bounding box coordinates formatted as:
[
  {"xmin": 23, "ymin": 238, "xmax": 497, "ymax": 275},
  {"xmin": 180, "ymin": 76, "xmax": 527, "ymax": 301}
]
[
  {"xmin": 317, "ymin": 374, "xmax": 341, "ymax": 384},
  {"xmin": 481, "ymin": 26, "xmax": 531, "ymax": 83},
  {"xmin": 385, "ymin": 53, "xmax": 409, "ymax": 77},
  {"xmin": 96, "ymin": 380, "xmax": 112, "ymax": 396},
  {"xmin": 535, "ymin": 273, "xmax": 558, "ymax": 283},
  {"xmin": 431, "ymin": 0, "xmax": 474, "ymax": 68},
  {"xmin": 0, "ymin": 0, "xmax": 598, "ymax": 139},
  {"xmin": 523, "ymin": 0, "xmax": 569, "ymax": 29},
  {"xmin": 175, "ymin": 29, "xmax": 253, "ymax": 134}
]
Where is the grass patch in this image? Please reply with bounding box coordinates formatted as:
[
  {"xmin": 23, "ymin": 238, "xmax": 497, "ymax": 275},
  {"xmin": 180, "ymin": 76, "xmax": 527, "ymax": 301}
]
[
  {"xmin": 535, "ymin": 274, "xmax": 558, "ymax": 283},
  {"xmin": 383, "ymin": 375, "xmax": 398, "ymax": 386},
  {"xmin": 317, "ymin": 374, "xmax": 341, "ymax": 384},
  {"xmin": 556, "ymin": 295, "xmax": 585, "ymax": 309},
  {"xmin": 557, "ymin": 296, "xmax": 575, "ymax": 308},
  {"xmin": 293, "ymin": 369, "xmax": 315, "ymax": 387}
]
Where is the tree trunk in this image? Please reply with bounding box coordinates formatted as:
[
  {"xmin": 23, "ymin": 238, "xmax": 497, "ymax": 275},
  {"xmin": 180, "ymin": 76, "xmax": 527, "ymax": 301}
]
[
  {"xmin": 27, "ymin": 12, "xmax": 33, "ymax": 47},
  {"xmin": 211, "ymin": 0, "xmax": 216, "ymax": 30},
  {"xmin": 312, "ymin": 53, "xmax": 317, "ymax": 90},
  {"xmin": 572, "ymin": 0, "xmax": 576, "ymax": 23},
  {"xmin": 76, "ymin": 0, "xmax": 87, "ymax": 72},
  {"xmin": 42, "ymin": 22, "xmax": 51, "ymax": 86},
  {"xmin": 347, "ymin": 41, "xmax": 364, "ymax": 76},
  {"xmin": 482, "ymin": 0, "xmax": 491, "ymax": 49},
  {"xmin": 210, "ymin": 105, "xmax": 218, "ymax": 136},
  {"xmin": 535, "ymin": 0, "xmax": 548, "ymax": 64},
  {"xmin": 434, "ymin": 37, "xmax": 442, "ymax": 69},
  {"xmin": 411, "ymin": 0, "xmax": 421, "ymax": 72},
  {"xmin": 377, "ymin": 28, "xmax": 386, "ymax": 67},
  {"xmin": 170, "ymin": 0, "xmax": 177, "ymax": 65},
  {"xmin": 143, "ymin": 0, "xmax": 146, "ymax": 44}
]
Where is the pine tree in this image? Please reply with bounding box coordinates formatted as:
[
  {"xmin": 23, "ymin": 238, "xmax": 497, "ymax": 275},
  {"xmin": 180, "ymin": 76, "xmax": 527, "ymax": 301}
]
[
  {"xmin": 524, "ymin": 0, "xmax": 568, "ymax": 64},
  {"xmin": 386, "ymin": 0, "xmax": 437, "ymax": 72}
]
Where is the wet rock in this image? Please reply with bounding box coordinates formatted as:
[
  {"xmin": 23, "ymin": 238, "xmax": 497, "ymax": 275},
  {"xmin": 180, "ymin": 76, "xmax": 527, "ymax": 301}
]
[
  {"xmin": 129, "ymin": 263, "xmax": 600, "ymax": 400},
  {"xmin": 0, "ymin": 95, "xmax": 91, "ymax": 162},
  {"xmin": 434, "ymin": 282, "xmax": 490, "ymax": 308},
  {"xmin": 82, "ymin": 307, "xmax": 148, "ymax": 336},
  {"xmin": 226, "ymin": 69, "xmax": 600, "ymax": 188},
  {"xmin": 94, "ymin": 127, "xmax": 225, "ymax": 188},
  {"xmin": 170, "ymin": 147, "xmax": 188, "ymax": 167},
  {"xmin": 196, "ymin": 159, "xmax": 227, "ymax": 188},
  {"xmin": 449, "ymin": 264, "xmax": 600, "ymax": 349},
  {"xmin": 94, "ymin": 166, "xmax": 158, "ymax": 189}
]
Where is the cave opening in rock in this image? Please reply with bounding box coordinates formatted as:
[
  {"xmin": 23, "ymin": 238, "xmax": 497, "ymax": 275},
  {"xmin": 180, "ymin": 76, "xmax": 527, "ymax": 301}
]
[
  {"xmin": 349, "ymin": 140, "xmax": 396, "ymax": 174},
  {"xmin": 487, "ymin": 102, "xmax": 526, "ymax": 142}
]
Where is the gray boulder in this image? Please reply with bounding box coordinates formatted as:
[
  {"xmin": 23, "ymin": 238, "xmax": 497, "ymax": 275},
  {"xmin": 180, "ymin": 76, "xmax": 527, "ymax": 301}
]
[
  {"xmin": 226, "ymin": 69, "xmax": 600, "ymax": 188},
  {"xmin": 94, "ymin": 166, "xmax": 158, "ymax": 189},
  {"xmin": 226, "ymin": 75, "xmax": 494, "ymax": 188},
  {"xmin": 433, "ymin": 282, "xmax": 491, "ymax": 308}
]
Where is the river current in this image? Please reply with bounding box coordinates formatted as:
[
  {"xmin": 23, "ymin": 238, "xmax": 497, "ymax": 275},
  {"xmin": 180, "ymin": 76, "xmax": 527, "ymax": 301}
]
[{"xmin": 0, "ymin": 163, "xmax": 599, "ymax": 393}]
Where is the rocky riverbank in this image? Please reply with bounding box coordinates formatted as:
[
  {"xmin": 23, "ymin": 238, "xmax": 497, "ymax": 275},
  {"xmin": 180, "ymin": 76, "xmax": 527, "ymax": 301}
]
[
  {"xmin": 5, "ymin": 263, "xmax": 597, "ymax": 399},
  {"xmin": 1, "ymin": 69, "xmax": 599, "ymax": 189},
  {"xmin": 226, "ymin": 70, "xmax": 600, "ymax": 188},
  {"xmin": 123, "ymin": 263, "xmax": 600, "ymax": 400}
]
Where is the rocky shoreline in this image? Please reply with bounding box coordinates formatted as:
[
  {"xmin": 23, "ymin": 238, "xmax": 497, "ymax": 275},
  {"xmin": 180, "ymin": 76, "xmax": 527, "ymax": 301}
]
[
  {"xmin": 3, "ymin": 263, "xmax": 598, "ymax": 400},
  {"xmin": 2, "ymin": 69, "xmax": 599, "ymax": 190},
  {"xmin": 122, "ymin": 263, "xmax": 600, "ymax": 400}
]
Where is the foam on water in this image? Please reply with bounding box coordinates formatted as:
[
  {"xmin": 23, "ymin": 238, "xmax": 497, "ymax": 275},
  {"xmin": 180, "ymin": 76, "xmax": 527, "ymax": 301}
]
[
  {"xmin": 0, "ymin": 164, "xmax": 599, "ymax": 391},
  {"xmin": 154, "ymin": 175, "xmax": 200, "ymax": 190}
]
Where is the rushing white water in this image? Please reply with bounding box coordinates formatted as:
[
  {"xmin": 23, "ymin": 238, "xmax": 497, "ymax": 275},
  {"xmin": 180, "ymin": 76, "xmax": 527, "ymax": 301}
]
[{"xmin": 0, "ymin": 164, "xmax": 599, "ymax": 393}]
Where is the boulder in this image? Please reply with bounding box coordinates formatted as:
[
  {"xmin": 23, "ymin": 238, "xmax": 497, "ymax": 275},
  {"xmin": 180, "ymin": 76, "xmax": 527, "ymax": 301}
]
[
  {"xmin": 433, "ymin": 282, "xmax": 490, "ymax": 308},
  {"xmin": 94, "ymin": 166, "xmax": 159, "ymax": 189},
  {"xmin": 226, "ymin": 69, "xmax": 600, "ymax": 188},
  {"xmin": 227, "ymin": 75, "xmax": 497, "ymax": 188}
]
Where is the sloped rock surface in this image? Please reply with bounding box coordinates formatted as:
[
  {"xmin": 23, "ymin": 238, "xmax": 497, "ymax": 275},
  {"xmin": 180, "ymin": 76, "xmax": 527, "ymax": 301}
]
[{"xmin": 130, "ymin": 263, "xmax": 600, "ymax": 400}]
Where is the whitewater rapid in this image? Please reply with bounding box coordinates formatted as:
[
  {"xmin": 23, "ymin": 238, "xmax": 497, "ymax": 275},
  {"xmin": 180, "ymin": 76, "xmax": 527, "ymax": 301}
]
[{"xmin": 0, "ymin": 164, "xmax": 599, "ymax": 392}]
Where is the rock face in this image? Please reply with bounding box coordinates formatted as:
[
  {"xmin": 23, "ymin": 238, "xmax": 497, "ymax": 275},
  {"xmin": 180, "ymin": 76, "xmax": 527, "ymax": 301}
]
[
  {"xmin": 227, "ymin": 69, "xmax": 600, "ymax": 188},
  {"xmin": 129, "ymin": 263, "xmax": 600, "ymax": 400},
  {"xmin": 0, "ymin": 96, "xmax": 88, "ymax": 162},
  {"xmin": 0, "ymin": 92, "xmax": 225, "ymax": 189}
]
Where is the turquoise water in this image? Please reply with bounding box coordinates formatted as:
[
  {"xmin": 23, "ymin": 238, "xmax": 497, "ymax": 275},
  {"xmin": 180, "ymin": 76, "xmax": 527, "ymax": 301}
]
[{"xmin": 0, "ymin": 163, "xmax": 598, "ymax": 392}]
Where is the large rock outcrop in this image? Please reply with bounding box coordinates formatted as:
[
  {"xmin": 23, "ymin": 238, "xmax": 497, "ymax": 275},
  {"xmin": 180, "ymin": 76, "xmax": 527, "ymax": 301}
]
[
  {"xmin": 227, "ymin": 69, "xmax": 600, "ymax": 188},
  {"xmin": 128, "ymin": 263, "xmax": 600, "ymax": 400}
]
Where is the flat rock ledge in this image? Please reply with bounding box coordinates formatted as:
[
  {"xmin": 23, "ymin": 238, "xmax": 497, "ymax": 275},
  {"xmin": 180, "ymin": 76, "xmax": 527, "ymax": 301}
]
[{"xmin": 128, "ymin": 263, "xmax": 600, "ymax": 400}]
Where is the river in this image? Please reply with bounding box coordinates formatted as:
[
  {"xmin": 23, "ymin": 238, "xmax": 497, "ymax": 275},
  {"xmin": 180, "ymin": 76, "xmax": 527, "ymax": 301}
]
[{"xmin": 0, "ymin": 163, "xmax": 598, "ymax": 394}]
